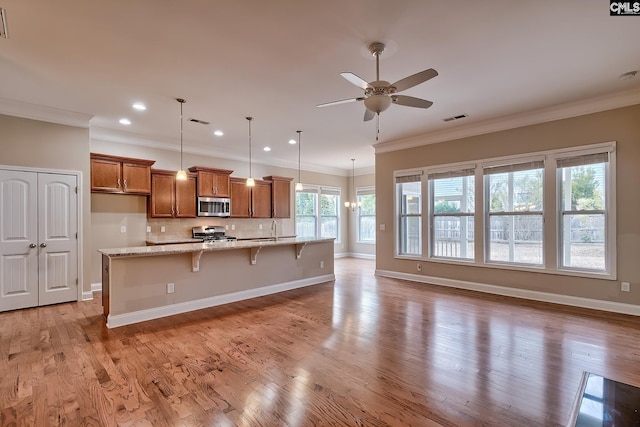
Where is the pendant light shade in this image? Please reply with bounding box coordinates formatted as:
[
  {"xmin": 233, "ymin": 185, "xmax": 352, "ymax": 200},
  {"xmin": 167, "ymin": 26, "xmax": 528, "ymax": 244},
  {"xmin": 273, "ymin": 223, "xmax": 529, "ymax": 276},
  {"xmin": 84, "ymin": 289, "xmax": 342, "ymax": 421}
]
[
  {"xmin": 295, "ymin": 130, "xmax": 303, "ymax": 191},
  {"xmin": 176, "ymin": 98, "xmax": 187, "ymax": 181},
  {"xmin": 345, "ymin": 158, "xmax": 361, "ymax": 211},
  {"xmin": 246, "ymin": 117, "xmax": 255, "ymax": 187}
]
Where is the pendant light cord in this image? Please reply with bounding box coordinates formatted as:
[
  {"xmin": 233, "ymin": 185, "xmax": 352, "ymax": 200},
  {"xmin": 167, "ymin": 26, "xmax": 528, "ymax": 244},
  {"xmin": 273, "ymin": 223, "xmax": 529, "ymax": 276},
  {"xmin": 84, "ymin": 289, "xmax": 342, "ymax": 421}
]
[
  {"xmin": 247, "ymin": 117, "xmax": 253, "ymax": 178},
  {"xmin": 180, "ymin": 101, "xmax": 184, "ymax": 170},
  {"xmin": 297, "ymin": 130, "xmax": 302, "ymax": 183}
]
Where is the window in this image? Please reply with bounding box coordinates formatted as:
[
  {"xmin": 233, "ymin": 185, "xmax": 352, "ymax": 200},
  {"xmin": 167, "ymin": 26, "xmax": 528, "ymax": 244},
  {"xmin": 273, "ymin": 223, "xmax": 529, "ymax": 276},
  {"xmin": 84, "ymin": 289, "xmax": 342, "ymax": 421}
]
[
  {"xmin": 429, "ymin": 167, "xmax": 475, "ymax": 260},
  {"xmin": 396, "ymin": 174, "xmax": 422, "ymax": 256},
  {"xmin": 295, "ymin": 186, "xmax": 341, "ymax": 240},
  {"xmin": 484, "ymin": 160, "xmax": 544, "ymax": 266},
  {"xmin": 357, "ymin": 187, "xmax": 376, "ymax": 243},
  {"xmin": 557, "ymin": 152, "xmax": 609, "ymax": 272}
]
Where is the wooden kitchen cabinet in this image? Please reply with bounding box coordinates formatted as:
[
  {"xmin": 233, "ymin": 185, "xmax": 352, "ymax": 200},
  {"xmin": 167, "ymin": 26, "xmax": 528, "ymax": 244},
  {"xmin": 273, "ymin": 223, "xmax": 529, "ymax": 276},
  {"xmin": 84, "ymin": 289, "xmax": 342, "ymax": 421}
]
[
  {"xmin": 188, "ymin": 166, "xmax": 233, "ymax": 197},
  {"xmin": 230, "ymin": 177, "xmax": 272, "ymax": 218},
  {"xmin": 264, "ymin": 176, "xmax": 293, "ymax": 218},
  {"xmin": 148, "ymin": 169, "xmax": 197, "ymax": 218},
  {"xmin": 90, "ymin": 153, "xmax": 155, "ymax": 195}
]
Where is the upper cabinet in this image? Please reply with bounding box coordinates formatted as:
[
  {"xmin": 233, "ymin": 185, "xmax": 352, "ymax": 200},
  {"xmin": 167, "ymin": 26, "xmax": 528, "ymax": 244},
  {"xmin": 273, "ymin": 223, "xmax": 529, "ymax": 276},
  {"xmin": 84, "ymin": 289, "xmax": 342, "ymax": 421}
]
[
  {"xmin": 264, "ymin": 176, "xmax": 293, "ymax": 218},
  {"xmin": 90, "ymin": 153, "xmax": 155, "ymax": 195},
  {"xmin": 188, "ymin": 166, "xmax": 233, "ymax": 197},
  {"xmin": 230, "ymin": 177, "xmax": 272, "ymax": 218},
  {"xmin": 148, "ymin": 169, "xmax": 197, "ymax": 218}
]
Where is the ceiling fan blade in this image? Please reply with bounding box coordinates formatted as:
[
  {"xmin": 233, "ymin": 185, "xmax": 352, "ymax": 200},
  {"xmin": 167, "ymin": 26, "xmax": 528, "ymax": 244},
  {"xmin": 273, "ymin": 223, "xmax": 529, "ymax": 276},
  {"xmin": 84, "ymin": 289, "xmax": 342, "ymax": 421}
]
[
  {"xmin": 392, "ymin": 95, "xmax": 433, "ymax": 109},
  {"xmin": 363, "ymin": 109, "xmax": 375, "ymax": 122},
  {"xmin": 341, "ymin": 72, "xmax": 372, "ymax": 90},
  {"xmin": 391, "ymin": 68, "xmax": 438, "ymax": 92},
  {"xmin": 317, "ymin": 97, "xmax": 364, "ymax": 108}
]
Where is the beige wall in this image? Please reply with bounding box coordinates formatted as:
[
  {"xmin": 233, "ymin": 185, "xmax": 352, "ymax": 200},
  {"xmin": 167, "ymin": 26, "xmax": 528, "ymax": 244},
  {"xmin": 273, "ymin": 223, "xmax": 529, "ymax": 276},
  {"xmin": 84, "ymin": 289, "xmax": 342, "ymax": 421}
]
[
  {"xmin": 90, "ymin": 140, "xmax": 351, "ymax": 284},
  {"xmin": 375, "ymin": 104, "xmax": 640, "ymax": 305},
  {"xmin": 0, "ymin": 114, "xmax": 92, "ymax": 292}
]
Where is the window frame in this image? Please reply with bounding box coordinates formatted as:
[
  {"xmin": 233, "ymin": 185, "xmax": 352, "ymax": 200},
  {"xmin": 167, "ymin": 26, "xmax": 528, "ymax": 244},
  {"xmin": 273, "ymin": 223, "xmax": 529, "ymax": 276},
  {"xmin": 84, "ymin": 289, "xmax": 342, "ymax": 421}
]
[
  {"xmin": 295, "ymin": 184, "xmax": 341, "ymax": 242},
  {"xmin": 395, "ymin": 171, "xmax": 424, "ymax": 257},
  {"xmin": 393, "ymin": 142, "xmax": 616, "ymax": 280},
  {"xmin": 356, "ymin": 186, "xmax": 376, "ymax": 244}
]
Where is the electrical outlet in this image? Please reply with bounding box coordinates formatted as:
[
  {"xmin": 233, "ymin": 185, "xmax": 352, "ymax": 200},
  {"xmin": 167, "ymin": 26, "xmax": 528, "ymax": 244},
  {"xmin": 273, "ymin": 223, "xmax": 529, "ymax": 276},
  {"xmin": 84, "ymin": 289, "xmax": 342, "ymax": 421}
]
[
  {"xmin": 160, "ymin": 226, "xmax": 165, "ymax": 233},
  {"xmin": 225, "ymin": 224, "xmax": 229, "ymax": 230},
  {"xmin": 379, "ymin": 223, "xmax": 386, "ymax": 231},
  {"xmin": 167, "ymin": 283, "xmax": 175, "ymax": 294},
  {"xmin": 320, "ymin": 261, "xmax": 324, "ymax": 269},
  {"xmin": 621, "ymin": 282, "xmax": 630, "ymax": 292},
  {"xmin": 120, "ymin": 225, "xmax": 126, "ymax": 233},
  {"xmin": 146, "ymin": 225, "xmax": 151, "ymax": 233},
  {"xmin": 417, "ymin": 263, "xmax": 422, "ymax": 272},
  {"xmin": 231, "ymin": 224, "xmax": 235, "ymax": 230},
  {"xmin": 259, "ymin": 224, "xmax": 263, "ymax": 230}
]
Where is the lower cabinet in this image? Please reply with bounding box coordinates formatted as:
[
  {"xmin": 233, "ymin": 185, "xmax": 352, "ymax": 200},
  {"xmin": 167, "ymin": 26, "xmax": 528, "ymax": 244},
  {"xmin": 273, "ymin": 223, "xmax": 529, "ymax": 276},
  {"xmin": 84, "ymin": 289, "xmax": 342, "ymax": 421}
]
[
  {"xmin": 148, "ymin": 169, "xmax": 197, "ymax": 218},
  {"xmin": 230, "ymin": 177, "xmax": 272, "ymax": 218}
]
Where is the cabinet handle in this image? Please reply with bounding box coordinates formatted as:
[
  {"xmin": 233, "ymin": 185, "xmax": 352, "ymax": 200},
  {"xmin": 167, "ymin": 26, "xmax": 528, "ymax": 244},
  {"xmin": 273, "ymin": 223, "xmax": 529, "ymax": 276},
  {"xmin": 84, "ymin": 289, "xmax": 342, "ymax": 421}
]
[
  {"xmin": 40, "ymin": 243, "xmax": 47, "ymax": 248},
  {"xmin": 123, "ymin": 179, "xmax": 127, "ymax": 190},
  {"xmin": 176, "ymin": 206, "xmax": 180, "ymax": 215},
  {"xmin": 171, "ymin": 207, "xmax": 174, "ymax": 216},
  {"xmin": 29, "ymin": 243, "xmax": 36, "ymax": 248},
  {"xmin": 117, "ymin": 178, "xmax": 121, "ymax": 189}
]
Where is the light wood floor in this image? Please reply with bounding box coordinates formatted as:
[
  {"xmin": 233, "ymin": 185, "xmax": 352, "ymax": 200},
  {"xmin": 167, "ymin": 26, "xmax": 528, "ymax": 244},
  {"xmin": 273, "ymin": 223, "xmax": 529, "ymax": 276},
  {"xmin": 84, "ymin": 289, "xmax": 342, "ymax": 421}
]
[{"xmin": 1, "ymin": 258, "xmax": 639, "ymax": 426}]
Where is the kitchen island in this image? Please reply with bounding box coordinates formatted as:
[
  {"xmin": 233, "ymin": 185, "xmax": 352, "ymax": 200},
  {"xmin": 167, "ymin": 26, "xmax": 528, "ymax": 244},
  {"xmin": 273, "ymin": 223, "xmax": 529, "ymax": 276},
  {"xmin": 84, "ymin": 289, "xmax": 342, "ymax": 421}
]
[{"xmin": 99, "ymin": 237, "xmax": 335, "ymax": 328}]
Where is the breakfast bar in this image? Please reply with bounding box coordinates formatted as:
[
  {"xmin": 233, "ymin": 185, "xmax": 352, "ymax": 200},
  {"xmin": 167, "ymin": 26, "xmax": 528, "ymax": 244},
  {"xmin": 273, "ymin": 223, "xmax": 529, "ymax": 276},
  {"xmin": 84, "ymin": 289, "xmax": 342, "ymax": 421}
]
[{"xmin": 99, "ymin": 237, "xmax": 335, "ymax": 328}]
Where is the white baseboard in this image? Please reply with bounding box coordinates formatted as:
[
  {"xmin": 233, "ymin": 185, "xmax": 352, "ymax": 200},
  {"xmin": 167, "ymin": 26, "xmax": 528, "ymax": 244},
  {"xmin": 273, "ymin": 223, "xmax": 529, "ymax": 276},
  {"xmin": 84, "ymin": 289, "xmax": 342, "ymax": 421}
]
[
  {"xmin": 375, "ymin": 269, "xmax": 640, "ymax": 316},
  {"xmin": 91, "ymin": 282, "xmax": 102, "ymax": 292},
  {"xmin": 106, "ymin": 273, "xmax": 336, "ymax": 329},
  {"xmin": 335, "ymin": 252, "xmax": 375, "ymax": 260},
  {"xmin": 82, "ymin": 291, "xmax": 94, "ymax": 301}
]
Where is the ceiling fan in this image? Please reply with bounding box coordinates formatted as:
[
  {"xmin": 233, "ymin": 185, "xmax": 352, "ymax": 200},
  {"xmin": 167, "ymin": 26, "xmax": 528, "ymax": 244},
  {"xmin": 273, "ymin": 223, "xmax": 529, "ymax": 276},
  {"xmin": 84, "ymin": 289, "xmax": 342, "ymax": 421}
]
[{"xmin": 317, "ymin": 42, "xmax": 438, "ymax": 121}]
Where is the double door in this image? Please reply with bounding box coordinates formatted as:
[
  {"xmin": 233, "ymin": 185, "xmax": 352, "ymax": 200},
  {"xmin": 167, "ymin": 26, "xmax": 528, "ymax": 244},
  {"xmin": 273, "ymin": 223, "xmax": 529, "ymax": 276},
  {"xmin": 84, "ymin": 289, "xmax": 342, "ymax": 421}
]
[{"xmin": 0, "ymin": 169, "xmax": 78, "ymax": 312}]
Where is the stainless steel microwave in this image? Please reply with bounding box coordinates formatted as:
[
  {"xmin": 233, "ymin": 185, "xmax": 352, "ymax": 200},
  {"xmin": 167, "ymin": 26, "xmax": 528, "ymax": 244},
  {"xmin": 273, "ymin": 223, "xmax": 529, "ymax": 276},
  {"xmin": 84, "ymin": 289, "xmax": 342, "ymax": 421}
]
[{"xmin": 197, "ymin": 197, "xmax": 231, "ymax": 217}]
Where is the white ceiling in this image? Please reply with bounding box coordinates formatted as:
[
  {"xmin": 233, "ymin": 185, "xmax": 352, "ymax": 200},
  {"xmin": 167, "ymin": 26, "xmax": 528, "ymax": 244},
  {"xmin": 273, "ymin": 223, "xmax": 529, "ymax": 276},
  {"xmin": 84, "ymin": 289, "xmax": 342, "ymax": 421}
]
[{"xmin": 1, "ymin": 1, "xmax": 639, "ymax": 175}]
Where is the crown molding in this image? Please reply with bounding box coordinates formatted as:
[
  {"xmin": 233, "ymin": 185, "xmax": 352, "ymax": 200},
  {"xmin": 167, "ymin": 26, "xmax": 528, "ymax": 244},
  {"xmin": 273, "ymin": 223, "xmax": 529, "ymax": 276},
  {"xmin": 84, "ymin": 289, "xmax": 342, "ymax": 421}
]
[
  {"xmin": 374, "ymin": 88, "xmax": 640, "ymax": 154},
  {"xmin": 0, "ymin": 97, "xmax": 93, "ymax": 128},
  {"xmin": 90, "ymin": 126, "xmax": 353, "ymax": 177}
]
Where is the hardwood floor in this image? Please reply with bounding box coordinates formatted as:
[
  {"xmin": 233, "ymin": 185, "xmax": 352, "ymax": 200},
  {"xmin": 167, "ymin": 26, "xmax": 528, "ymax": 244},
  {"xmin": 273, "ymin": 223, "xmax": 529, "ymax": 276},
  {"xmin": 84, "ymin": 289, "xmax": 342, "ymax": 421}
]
[{"xmin": 1, "ymin": 258, "xmax": 639, "ymax": 426}]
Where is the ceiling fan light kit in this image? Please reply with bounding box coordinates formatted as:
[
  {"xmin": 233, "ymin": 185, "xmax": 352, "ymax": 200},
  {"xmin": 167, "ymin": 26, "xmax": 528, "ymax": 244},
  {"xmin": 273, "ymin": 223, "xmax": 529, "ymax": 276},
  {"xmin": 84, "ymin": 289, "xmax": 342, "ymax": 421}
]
[{"xmin": 317, "ymin": 41, "xmax": 438, "ymax": 121}]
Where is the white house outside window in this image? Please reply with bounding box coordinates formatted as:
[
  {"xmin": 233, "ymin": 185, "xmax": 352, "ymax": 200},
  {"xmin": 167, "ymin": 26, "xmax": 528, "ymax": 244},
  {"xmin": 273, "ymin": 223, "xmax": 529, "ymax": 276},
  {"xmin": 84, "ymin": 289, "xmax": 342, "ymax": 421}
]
[
  {"xmin": 396, "ymin": 174, "xmax": 422, "ymax": 256},
  {"xmin": 484, "ymin": 159, "xmax": 544, "ymax": 266},
  {"xmin": 428, "ymin": 167, "xmax": 475, "ymax": 260},
  {"xmin": 357, "ymin": 187, "xmax": 376, "ymax": 243},
  {"xmin": 557, "ymin": 151, "xmax": 610, "ymax": 272}
]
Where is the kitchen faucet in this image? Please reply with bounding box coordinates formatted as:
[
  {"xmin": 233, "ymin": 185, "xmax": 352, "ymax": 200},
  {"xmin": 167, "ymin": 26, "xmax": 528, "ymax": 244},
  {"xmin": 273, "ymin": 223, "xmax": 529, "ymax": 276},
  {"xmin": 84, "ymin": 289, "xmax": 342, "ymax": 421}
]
[{"xmin": 271, "ymin": 219, "xmax": 277, "ymax": 239}]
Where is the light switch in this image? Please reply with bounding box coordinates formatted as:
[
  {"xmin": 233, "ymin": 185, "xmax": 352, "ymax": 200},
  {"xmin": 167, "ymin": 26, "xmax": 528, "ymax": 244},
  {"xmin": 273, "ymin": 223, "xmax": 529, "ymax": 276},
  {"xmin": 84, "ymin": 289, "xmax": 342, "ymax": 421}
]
[
  {"xmin": 379, "ymin": 224, "xmax": 386, "ymax": 231},
  {"xmin": 146, "ymin": 225, "xmax": 151, "ymax": 233},
  {"xmin": 120, "ymin": 225, "xmax": 126, "ymax": 233},
  {"xmin": 160, "ymin": 226, "xmax": 166, "ymax": 233}
]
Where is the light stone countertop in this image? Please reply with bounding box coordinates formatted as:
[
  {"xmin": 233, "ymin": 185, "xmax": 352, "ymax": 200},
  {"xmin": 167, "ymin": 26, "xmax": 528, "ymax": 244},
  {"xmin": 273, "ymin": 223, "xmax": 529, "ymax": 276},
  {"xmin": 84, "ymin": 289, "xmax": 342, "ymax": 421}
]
[{"xmin": 99, "ymin": 237, "xmax": 335, "ymax": 258}]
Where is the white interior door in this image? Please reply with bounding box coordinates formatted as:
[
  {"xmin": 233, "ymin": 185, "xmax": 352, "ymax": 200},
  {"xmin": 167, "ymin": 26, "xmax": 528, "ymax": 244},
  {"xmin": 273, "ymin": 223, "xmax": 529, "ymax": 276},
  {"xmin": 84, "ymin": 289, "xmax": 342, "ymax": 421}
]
[
  {"xmin": 0, "ymin": 170, "xmax": 39, "ymax": 311},
  {"xmin": 37, "ymin": 173, "xmax": 78, "ymax": 306}
]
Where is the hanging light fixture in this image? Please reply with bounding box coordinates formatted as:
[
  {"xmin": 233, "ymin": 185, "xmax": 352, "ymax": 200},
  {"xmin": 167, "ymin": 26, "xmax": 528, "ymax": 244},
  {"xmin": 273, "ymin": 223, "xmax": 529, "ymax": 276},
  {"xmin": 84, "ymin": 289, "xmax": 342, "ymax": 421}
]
[
  {"xmin": 175, "ymin": 98, "xmax": 188, "ymax": 181},
  {"xmin": 295, "ymin": 130, "xmax": 303, "ymax": 191},
  {"xmin": 344, "ymin": 158, "xmax": 361, "ymax": 211},
  {"xmin": 245, "ymin": 117, "xmax": 255, "ymax": 187}
]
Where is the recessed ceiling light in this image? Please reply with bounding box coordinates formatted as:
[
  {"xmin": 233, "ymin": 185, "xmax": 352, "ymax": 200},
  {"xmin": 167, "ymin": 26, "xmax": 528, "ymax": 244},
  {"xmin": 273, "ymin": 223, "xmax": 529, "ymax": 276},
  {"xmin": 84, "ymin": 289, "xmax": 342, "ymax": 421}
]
[
  {"xmin": 263, "ymin": 147, "xmax": 271, "ymax": 152},
  {"xmin": 119, "ymin": 118, "xmax": 131, "ymax": 125},
  {"xmin": 214, "ymin": 130, "xmax": 224, "ymax": 136},
  {"xmin": 619, "ymin": 70, "xmax": 638, "ymax": 81},
  {"xmin": 288, "ymin": 139, "xmax": 297, "ymax": 145},
  {"xmin": 132, "ymin": 102, "xmax": 146, "ymax": 111}
]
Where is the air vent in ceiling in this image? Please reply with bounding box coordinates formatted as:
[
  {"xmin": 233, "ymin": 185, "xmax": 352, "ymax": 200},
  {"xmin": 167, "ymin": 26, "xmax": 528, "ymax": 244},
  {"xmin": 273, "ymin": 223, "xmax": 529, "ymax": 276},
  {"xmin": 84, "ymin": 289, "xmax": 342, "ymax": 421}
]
[
  {"xmin": 443, "ymin": 114, "xmax": 468, "ymax": 122},
  {"xmin": 189, "ymin": 118, "xmax": 210, "ymax": 125}
]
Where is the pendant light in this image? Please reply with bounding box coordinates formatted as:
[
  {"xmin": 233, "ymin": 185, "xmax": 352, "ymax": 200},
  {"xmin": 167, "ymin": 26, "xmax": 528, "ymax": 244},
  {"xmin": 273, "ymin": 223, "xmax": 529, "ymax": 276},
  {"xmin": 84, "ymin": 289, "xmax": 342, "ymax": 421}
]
[
  {"xmin": 245, "ymin": 117, "xmax": 255, "ymax": 187},
  {"xmin": 295, "ymin": 130, "xmax": 303, "ymax": 191},
  {"xmin": 175, "ymin": 98, "xmax": 188, "ymax": 181},
  {"xmin": 345, "ymin": 158, "xmax": 361, "ymax": 211}
]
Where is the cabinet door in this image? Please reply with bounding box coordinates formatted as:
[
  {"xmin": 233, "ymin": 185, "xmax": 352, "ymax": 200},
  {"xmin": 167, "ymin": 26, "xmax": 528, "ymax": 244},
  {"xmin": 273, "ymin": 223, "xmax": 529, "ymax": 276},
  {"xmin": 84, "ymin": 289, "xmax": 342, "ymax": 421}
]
[
  {"xmin": 149, "ymin": 174, "xmax": 175, "ymax": 218},
  {"xmin": 214, "ymin": 174, "xmax": 231, "ymax": 197},
  {"xmin": 91, "ymin": 158, "xmax": 122, "ymax": 192},
  {"xmin": 230, "ymin": 179, "xmax": 251, "ymax": 218},
  {"xmin": 271, "ymin": 179, "xmax": 291, "ymax": 218},
  {"xmin": 122, "ymin": 163, "xmax": 151, "ymax": 195},
  {"xmin": 176, "ymin": 176, "xmax": 197, "ymax": 218},
  {"xmin": 252, "ymin": 181, "xmax": 272, "ymax": 218},
  {"xmin": 197, "ymin": 171, "xmax": 216, "ymax": 197}
]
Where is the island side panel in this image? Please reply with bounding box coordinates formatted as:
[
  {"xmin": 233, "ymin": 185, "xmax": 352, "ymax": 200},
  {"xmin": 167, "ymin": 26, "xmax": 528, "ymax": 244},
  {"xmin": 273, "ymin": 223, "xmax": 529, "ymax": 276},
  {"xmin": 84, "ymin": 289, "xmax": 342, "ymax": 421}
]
[
  {"xmin": 108, "ymin": 241, "xmax": 334, "ymax": 317},
  {"xmin": 102, "ymin": 253, "xmax": 110, "ymax": 318}
]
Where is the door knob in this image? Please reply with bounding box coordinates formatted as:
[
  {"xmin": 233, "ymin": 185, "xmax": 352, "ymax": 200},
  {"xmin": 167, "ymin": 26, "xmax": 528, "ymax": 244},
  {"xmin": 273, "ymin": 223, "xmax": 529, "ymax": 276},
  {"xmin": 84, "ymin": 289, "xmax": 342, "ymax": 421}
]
[
  {"xmin": 29, "ymin": 243, "xmax": 36, "ymax": 248},
  {"xmin": 40, "ymin": 243, "xmax": 47, "ymax": 248}
]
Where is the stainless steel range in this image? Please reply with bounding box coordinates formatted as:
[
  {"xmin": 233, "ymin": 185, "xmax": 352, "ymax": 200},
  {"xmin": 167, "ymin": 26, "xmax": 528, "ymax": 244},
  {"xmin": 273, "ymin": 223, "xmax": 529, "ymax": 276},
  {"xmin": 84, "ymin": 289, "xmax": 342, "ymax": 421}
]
[{"xmin": 192, "ymin": 226, "xmax": 237, "ymax": 242}]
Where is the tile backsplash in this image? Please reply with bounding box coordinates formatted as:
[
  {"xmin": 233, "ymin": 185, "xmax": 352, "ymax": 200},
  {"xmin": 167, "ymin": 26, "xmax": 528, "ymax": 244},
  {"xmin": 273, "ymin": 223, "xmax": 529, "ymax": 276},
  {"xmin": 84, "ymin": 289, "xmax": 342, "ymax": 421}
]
[{"xmin": 146, "ymin": 217, "xmax": 296, "ymax": 240}]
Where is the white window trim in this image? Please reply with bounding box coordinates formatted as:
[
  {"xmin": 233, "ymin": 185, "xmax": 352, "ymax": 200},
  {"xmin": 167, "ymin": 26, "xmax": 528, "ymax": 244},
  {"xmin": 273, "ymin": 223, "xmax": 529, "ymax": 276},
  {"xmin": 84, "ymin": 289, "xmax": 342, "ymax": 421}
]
[
  {"xmin": 296, "ymin": 184, "xmax": 342, "ymax": 243},
  {"xmin": 356, "ymin": 186, "xmax": 376, "ymax": 244},
  {"xmin": 393, "ymin": 141, "xmax": 616, "ymax": 280}
]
